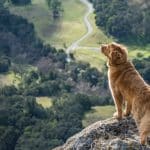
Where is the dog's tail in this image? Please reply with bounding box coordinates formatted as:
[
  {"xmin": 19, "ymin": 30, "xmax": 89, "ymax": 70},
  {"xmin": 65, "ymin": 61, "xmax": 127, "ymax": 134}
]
[{"xmin": 139, "ymin": 110, "xmax": 150, "ymax": 145}]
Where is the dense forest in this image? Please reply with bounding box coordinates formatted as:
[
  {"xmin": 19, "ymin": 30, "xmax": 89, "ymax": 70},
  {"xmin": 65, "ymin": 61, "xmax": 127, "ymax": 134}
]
[
  {"xmin": 91, "ymin": 0, "xmax": 150, "ymax": 43},
  {"xmin": 0, "ymin": 0, "xmax": 150, "ymax": 149}
]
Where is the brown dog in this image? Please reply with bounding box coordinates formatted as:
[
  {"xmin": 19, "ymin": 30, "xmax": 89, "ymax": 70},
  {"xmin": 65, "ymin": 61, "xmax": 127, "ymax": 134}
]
[{"xmin": 101, "ymin": 42, "xmax": 150, "ymax": 145}]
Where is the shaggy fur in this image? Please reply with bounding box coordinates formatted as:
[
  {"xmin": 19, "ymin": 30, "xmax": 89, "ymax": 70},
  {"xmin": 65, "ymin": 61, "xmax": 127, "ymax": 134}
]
[{"xmin": 101, "ymin": 42, "xmax": 150, "ymax": 145}]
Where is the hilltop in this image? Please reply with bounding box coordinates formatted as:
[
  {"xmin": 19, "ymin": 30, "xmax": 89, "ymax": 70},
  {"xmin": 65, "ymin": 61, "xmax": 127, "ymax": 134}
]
[{"xmin": 53, "ymin": 116, "xmax": 150, "ymax": 150}]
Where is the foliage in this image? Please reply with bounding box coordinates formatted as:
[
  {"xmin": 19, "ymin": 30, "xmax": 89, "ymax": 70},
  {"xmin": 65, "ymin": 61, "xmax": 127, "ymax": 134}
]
[
  {"xmin": 0, "ymin": 85, "xmax": 17, "ymax": 96},
  {"xmin": 133, "ymin": 57, "xmax": 150, "ymax": 84},
  {"xmin": 47, "ymin": 0, "xmax": 63, "ymax": 19},
  {"xmin": 10, "ymin": 0, "xmax": 31, "ymax": 5},
  {"xmin": 81, "ymin": 67, "xmax": 102, "ymax": 87},
  {"xmin": 0, "ymin": 89, "xmax": 92, "ymax": 149},
  {"xmin": 0, "ymin": 4, "xmax": 61, "ymax": 64},
  {"xmin": 0, "ymin": 57, "xmax": 11, "ymax": 73},
  {"xmin": 92, "ymin": 0, "xmax": 150, "ymax": 43}
]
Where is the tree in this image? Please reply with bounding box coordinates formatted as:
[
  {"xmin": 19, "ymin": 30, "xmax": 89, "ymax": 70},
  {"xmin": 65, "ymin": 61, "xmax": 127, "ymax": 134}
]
[
  {"xmin": 0, "ymin": 85, "xmax": 17, "ymax": 96},
  {"xmin": 82, "ymin": 67, "xmax": 101, "ymax": 87},
  {"xmin": 92, "ymin": 0, "xmax": 150, "ymax": 43},
  {"xmin": 47, "ymin": 0, "xmax": 63, "ymax": 19},
  {"xmin": 0, "ymin": 57, "xmax": 11, "ymax": 73},
  {"xmin": 10, "ymin": 0, "xmax": 31, "ymax": 5}
]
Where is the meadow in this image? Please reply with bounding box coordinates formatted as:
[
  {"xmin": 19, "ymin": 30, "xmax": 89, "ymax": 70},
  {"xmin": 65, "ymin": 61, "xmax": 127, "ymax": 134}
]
[
  {"xmin": 0, "ymin": 71, "xmax": 21, "ymax": 86},
  {"xmin": 9, "ymin": 0, "xmax": 87, "ymax": 49},
  {"xmin": 36, "ymin": 97, "xmax": 53, "ymax": 108}
]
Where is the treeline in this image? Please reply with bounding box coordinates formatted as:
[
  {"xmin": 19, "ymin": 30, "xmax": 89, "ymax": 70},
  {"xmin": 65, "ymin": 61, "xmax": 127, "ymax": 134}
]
[
  {"xmin": 91, "ymin": 0, "xmax": 150, "ymax": 43},
  {"xmin": 9, "ymin": 0, "xmax": 63, "ymax": 19},
  {"xmin": 46, "ymin": 0, "xmax": 63, "ymax": 19},
  {"xmin": 10, "ymin": 0, "xmax": 31, "ymax": 5}
]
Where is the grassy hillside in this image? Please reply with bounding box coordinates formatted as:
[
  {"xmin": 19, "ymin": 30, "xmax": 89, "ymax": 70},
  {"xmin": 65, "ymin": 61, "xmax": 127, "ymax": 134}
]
[
  {"xmin": 9, "ymin": 0, "xmax": 87, "ymax": 49},
  {"xmin": 73, "ymin": 48, "xmax": 105, "ymax": 71},
  {"xmin": 9, "ymin": 0, "xmax": 150, "ymax": 72}
]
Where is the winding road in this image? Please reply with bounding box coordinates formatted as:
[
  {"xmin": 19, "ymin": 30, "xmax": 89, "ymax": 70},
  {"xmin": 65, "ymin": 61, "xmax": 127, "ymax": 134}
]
[{"xmin": 66, "ymin": 0, "xmax": 99, "ymax": 58}]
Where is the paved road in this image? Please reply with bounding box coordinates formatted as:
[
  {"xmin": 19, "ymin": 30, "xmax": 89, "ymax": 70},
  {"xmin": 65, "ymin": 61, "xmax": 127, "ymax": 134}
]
[{"xmin": 66, "ymin": 0, "xmax": 99, "ymax": 57}]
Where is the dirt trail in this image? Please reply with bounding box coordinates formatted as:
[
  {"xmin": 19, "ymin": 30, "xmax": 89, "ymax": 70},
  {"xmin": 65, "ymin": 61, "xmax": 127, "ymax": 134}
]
[{"xmin": 66, "ymin": 0, "xmax": 99, "ymax": 57}]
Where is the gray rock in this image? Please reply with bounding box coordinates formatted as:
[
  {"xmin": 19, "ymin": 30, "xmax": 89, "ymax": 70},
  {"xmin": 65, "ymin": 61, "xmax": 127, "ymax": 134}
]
[{"xmin": 53, "ymin": 117, "xmax": 150, "ymax": 150}]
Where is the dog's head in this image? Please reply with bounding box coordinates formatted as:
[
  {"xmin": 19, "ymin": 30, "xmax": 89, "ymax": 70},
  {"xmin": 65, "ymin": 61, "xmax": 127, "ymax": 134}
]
[{"xmin": 101, "ymin": 42, "xmax": 128, "ymax": 66}]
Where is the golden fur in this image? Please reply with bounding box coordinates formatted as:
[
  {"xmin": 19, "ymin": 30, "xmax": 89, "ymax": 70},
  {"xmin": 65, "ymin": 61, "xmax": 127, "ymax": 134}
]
[{"xmin": 101, "ymin": 42, "xmax": 150, "ymax": 145}]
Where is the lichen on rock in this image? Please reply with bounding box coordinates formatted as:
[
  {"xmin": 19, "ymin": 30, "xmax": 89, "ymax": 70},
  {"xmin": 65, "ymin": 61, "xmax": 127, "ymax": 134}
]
[{"xmin": 53, "ymin": 116, "xmax": 150, "ymax": 150}]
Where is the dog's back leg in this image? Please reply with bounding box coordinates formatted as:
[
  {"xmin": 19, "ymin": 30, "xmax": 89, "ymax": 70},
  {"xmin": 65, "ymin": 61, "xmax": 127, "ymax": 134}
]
[{"xmin": 139, "ymin": 111, "xmax": 150, "ymax": 145}]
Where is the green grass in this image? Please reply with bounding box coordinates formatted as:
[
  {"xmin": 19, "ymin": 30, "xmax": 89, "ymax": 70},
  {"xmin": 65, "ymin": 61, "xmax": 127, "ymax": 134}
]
[
  {"xmin": 82, "ymin": 105, "xmax": 115, "ymax": 127},
  {"xmin": 74, "ymin": 48, "xmax": 105, "ymax": 71},
  {"xmin": 128, "ymin": 45, "xmax": 150, "ymax": 59},
  {"xmin": 0, "ymin": 71, "xmax": 21, "ymax": 86},
  {"xmin": 47, "ymin": 0, "xmax": 87, "ymax": 48},
  {"xmin": 36, "ymin": 97, "xmax": 53, "ymax": 108},
  {"xmin": 9, "ymin": 0, "xmax": 87, "ymax": 49}
]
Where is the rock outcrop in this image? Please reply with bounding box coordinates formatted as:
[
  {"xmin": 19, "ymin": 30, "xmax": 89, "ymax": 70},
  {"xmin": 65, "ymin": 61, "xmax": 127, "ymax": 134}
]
[{"xmin": 53, "ymin": 117, "xmax": 150, "ymax": 150}]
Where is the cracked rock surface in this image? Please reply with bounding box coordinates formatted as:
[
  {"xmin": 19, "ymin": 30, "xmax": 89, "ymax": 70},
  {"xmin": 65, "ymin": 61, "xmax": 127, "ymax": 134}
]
[{"xmin": 53, "ymin": 117, "xmax": 150, "ymax": 150}]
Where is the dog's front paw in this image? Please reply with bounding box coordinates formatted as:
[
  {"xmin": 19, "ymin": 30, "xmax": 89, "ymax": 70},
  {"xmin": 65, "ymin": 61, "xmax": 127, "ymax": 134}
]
[
  {"xmin": 113, "ymin": 112, "xmax": 122, "ymax": 120},
  {"xmin": 123, "ymin": 111, "xmax": 130, "ymax": 117}
]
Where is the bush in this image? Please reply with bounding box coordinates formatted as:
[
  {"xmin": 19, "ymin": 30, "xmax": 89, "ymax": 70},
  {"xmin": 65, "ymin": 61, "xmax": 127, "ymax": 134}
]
[
  {"xmin": 0, "ymin": 57, "xmax": 11, "ymax": 73},
  {"xmin": 0, "ymin": 85, "xmax": 17, "ymax": 96},
  {"xmin": 133, "ymin": 57, "xmax": 150, "ymax": 83}
]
